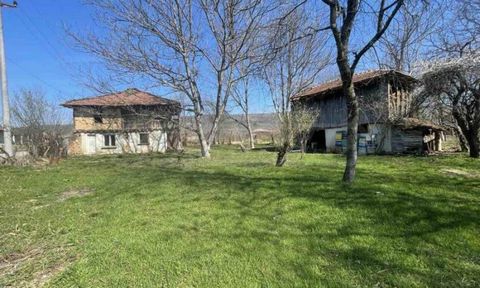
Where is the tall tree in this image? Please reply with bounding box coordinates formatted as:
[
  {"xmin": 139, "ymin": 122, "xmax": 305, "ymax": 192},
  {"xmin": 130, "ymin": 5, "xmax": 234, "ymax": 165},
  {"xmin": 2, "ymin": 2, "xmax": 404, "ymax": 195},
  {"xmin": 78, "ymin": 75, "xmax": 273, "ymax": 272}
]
[
  {"xmin": 411, "ymin": 0, "xmax": 479, "ymax": 151},
  {"xmin": 432, "ymin": 0, "xmax": 480, "ymax": 57},
  {"xmin": 420, "ymin": 55, "xmax": 480, "ymax": 158},
  {"xmin": 263, "ymin": 5, "xmax": 330, "ymax": 166},
  {"xmin": 321, "ymin": 0, "xmax": 403, "ymax": 183},
  {"xmin": 375, "ymin": 1, "xmax": 440, "ymax": 72},
  {"xmin": 70, "ymin": 0, "xmax": 273, "ymax": 157},
  {"xmin": 227, "ymin": 61, "xmax": 257, "ymax": 149}
]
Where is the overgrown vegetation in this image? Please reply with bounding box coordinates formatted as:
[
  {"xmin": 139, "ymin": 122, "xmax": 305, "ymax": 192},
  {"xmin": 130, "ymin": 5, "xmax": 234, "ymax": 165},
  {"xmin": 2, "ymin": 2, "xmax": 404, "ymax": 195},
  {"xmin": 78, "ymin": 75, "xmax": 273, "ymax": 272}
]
[{"xmin": 1, "ymin": 148, "xmax": 479, "ymax": 287}]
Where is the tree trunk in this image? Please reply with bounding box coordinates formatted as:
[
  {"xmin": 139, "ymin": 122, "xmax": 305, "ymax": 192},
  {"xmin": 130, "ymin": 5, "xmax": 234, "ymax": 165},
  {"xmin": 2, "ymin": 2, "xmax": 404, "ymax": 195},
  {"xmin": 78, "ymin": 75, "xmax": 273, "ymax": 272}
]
[
  {"xmin": 276, "ymin": 142, "xmax": 289, "ymax": 167},
  {"xmin": 248, "ymin": 129, "xmax": 255, "ymax": 149},
  {"xmin": 207, "ymin": 113, "xmax": 224, "ymax": 149},
  {"xmin": 465, "ymin": 131, "xmax": 480, "ymax": 158},
  {"xmin": 454, "ymin": 126, "xmax": 469, "ymax": 152},
  {"xmin": 194, "ymin": 113, "xmax": 210, "ymax": 158},
  {"xmin": 342, "ymin": 81, "xmax": 359, "ymax": 183},
  {"xmin": 246, "ymin": 118, "xmax": 255, "ymax": 149},
  {"xmin": 453, "ymin": 110, "xmax": 479, "ymax": 158},
  {"xmin": 300, "ymin": 137, "xmax": 306, "ymax": 159}
]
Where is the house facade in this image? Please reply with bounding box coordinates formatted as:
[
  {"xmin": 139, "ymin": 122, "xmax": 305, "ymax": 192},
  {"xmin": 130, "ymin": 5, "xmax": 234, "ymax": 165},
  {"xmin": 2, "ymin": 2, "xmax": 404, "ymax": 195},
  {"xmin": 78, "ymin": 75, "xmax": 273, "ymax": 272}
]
[
  {"xmin": 62, "ymin": 88, "xmax": 181, "ymax": 155},
  {"xmin": 291, "ymin": 70, "xmax": 443, "ymax": 154}
]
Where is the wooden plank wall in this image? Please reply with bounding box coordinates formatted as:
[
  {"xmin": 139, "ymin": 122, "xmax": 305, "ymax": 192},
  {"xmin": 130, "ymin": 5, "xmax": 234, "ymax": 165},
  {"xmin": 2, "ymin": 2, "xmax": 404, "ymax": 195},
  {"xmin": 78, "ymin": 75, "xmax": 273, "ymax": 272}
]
[
  {"xmin": 388, "ymin": 78, "xmax": 412, "ymax": 119},
  {"xmin": 391, "ymin": 128, "xmax": 423, "ymax": 153},
  {"xmin": 305, "ymin": 80, "xmax": 388, "ymax": 129}
]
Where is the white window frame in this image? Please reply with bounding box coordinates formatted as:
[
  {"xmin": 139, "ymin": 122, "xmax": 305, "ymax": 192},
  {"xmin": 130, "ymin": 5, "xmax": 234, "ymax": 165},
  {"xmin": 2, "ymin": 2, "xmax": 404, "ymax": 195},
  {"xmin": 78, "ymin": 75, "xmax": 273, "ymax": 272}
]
[{"xmin": 104, "ymin": 134, "xmax": 116, "ymax": 147}]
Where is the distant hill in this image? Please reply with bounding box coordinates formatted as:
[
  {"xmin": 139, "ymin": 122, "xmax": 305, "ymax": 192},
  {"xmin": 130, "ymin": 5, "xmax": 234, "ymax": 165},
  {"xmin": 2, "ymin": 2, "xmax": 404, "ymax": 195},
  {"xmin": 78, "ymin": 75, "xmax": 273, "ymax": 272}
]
[{"xmin": 181, "ymin": 113, "xmax": 278, "ymax": 144}]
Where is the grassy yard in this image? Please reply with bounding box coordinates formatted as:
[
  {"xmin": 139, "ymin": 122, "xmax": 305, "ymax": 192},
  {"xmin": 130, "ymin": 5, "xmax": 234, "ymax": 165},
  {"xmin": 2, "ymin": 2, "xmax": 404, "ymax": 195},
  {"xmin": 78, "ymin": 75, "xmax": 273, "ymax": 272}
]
[{"xmin": 1, "ymin": 147, "xmax": 479, "ymax": 287}]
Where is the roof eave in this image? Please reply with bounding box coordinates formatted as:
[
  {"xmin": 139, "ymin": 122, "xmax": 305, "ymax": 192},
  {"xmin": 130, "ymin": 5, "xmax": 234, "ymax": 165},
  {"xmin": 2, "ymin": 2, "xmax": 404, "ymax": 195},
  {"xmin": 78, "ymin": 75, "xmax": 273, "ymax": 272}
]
[{"xmin": 61, "ymin": 102, "xmax": 181, "ymax": 108}]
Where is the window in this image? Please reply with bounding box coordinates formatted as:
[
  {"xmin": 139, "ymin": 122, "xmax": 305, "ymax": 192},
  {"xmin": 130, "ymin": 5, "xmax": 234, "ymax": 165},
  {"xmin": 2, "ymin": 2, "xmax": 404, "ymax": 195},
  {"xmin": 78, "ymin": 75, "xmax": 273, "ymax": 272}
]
[
  {"xmin": 94, "ymin": 115, "xmax": 103, "ymax": 123},
  {"xmin": 139, "ymin": 133, "xmax": 149, "ymax": 145},
  {"xmin": 358, "ymin": 124, "xmax": 369, "ymax": 133},
  {"xmin": 104, "ymin": 134, "xmax": 116, "ymax": 147}
]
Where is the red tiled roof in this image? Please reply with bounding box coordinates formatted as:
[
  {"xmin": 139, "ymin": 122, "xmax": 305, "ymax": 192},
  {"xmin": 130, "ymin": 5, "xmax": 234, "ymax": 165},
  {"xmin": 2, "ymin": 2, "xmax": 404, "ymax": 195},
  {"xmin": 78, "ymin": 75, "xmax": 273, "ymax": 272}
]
[
  {"xmin": 62, "ymin": 88, "xmax": 180, "ymax": 107},
  {"xmin": 291, "ymin": 70, "xmax": 416, "ymax": 100}
]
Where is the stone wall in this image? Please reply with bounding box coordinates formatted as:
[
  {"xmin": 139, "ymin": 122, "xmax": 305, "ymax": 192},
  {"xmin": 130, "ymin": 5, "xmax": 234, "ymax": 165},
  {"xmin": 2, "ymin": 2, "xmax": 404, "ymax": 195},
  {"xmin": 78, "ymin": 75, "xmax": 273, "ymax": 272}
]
[
  {"xmin": 67, "ymin": 134, "xmax": 82, "ymax": 155},
  {"xmin": 74, "ymin": 116, "xmax": 123, "ymax": 131}
]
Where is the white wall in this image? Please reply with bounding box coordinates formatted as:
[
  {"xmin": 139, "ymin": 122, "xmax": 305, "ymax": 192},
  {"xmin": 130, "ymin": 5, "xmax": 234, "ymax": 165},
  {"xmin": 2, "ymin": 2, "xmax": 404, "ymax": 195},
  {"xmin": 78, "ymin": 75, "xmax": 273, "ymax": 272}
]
[
  {"xmin": 79, "ymin": 130, "xmax": 167, "ymax": 155},
  {"xmin": 325, "ymin": 127, "xmax": 346, "ymax": 153},
  {"xmin": 324, "ymin": 124, "xmax": 392, "ymax": 154}
]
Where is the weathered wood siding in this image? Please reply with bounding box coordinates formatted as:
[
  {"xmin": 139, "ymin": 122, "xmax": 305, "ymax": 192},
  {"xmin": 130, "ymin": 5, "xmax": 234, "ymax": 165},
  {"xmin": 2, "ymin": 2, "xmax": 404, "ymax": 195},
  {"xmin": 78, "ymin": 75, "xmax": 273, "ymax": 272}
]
[
  {"xmin": 303, "ymin": 80, "xmax": 388, "ymax": 129},
  {"xmin": 388, "ymin": 79, "xmax": 413, "ymax": 119},
  {"xmin": 391, "ymin": 128, "xmax": 423, "ymax": 153}
]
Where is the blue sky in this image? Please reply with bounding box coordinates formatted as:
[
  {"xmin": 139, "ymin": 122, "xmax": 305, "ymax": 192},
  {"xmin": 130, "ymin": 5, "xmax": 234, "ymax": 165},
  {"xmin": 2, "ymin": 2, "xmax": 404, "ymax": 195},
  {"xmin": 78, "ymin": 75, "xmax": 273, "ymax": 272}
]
[
  {"xmin": 3, "ymin": 0, "xmax": 96, "ymax": 106},
  {"xmin": 0, "ymin": 0, "xmax": 388, "ymax": 120},
  {"xmin": 1, "ymin": 0, "xmax": 275, "ymax": 116}
]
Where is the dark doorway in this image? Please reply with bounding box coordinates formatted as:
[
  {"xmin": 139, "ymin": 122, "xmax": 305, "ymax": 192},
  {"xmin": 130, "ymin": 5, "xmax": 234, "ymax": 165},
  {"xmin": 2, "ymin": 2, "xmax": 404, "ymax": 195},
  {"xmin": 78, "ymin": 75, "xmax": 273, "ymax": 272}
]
[{"xmin": 307, "ymin": 129, "xmax": 326, "ymax": 152}]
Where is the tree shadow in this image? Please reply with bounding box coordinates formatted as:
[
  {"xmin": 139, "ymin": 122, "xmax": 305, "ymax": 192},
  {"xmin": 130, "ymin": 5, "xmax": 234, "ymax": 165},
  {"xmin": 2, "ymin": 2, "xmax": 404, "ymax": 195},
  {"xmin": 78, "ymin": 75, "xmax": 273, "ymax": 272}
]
[{"xmin": 69, "ymin": 153, "xmax": 480, "ymax": 286}]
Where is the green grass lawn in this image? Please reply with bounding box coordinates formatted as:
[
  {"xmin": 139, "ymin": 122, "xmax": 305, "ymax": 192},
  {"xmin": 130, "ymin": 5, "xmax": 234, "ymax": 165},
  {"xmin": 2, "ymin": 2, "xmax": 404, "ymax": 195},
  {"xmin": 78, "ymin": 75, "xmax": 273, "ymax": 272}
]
[{"xmin": 1, "ymin": 147, "xmax": 479, "ymax": 287}]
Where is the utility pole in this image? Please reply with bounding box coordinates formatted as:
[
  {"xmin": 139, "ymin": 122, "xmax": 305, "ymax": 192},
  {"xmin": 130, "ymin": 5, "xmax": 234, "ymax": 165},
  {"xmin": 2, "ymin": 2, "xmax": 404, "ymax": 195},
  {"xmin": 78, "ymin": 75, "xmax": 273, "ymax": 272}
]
[{"xmin": 0, "ymin": 1, "xmax": 16, "ymax": 157}]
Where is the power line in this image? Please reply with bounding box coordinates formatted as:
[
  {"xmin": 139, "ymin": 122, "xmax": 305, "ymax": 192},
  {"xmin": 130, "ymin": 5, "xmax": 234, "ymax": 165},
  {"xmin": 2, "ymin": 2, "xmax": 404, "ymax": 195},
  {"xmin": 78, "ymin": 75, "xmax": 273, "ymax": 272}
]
[
  {"xmin": 7, "ymin": 55, "xmax": 66, "ymax": 94},
  {"xmin": 16, "ymin": 6, "xmax": 71, "ymax": 71}
]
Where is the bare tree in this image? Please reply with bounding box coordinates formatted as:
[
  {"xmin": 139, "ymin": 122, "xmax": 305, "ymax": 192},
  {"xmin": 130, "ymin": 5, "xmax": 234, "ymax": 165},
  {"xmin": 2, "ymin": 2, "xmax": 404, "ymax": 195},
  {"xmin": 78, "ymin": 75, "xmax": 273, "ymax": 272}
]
[
  {"xmin": 227, "ymin": 61, "xmax": 257, "ymax": 149},
  {"xmin": 419, "ymin": 55, "xmax": 480, "ymax": 158},
  {"xmin": 358, "ymin": 91, "xmax": 391, "ymax": 153},
  {"xmin": 415, "ymin": 0, "xmax": 480, "ymax": 151},
  {"xmin": 321, "ymin": 0, "xmax": 404, "ymax": 183},
  {"xmin": 375, "ymin": 1, "xmax": 440, "ymax": 72},
  {"xmin": 11, "ymin": 89, "xmax": 66, "ymax": 161},
  {"xmin": 263, "ymin": 6, "xmax": 330, "ymax": 167},
  {"xmin": 69, "ymin": 0, "xmax": 274, "ymax": 158},
  {"xmin": 432, "ymin": 0, "xmax": 480, "ymax": 57}
]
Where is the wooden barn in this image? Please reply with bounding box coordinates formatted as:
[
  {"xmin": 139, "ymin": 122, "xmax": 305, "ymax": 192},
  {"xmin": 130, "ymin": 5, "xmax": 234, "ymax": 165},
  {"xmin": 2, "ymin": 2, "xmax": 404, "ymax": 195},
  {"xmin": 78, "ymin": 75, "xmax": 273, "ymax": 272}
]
[{"xmin": 291, "ymin": 70, "xmax": 444, "ymax": 154}]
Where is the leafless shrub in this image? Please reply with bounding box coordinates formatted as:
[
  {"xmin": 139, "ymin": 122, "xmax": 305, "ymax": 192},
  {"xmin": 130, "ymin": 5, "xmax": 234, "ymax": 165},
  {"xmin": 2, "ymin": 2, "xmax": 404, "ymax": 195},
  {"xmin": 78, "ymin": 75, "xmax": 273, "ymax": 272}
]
[
  {"xmin": 291, "ymin": 104, "xmax": 319, "ymax": 159},
  {"xmin": 11, "ymin": 89, "xmax": 67, "ymax": 161}
]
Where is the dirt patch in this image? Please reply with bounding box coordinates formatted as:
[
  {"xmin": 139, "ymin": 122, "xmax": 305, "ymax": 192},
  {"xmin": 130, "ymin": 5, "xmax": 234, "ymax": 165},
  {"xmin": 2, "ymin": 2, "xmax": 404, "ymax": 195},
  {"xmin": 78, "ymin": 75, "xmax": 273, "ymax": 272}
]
[
  {"xmin": 0, "ymin": 246, "xmax": 73, "ymax": 287},
  {"xmin": 59, "ymin": 188, "xmax": 94, "ymax": 201},
  {"xmin": 31, "ymin": 261, "xmax": 69, "ymax": 287},
  {"xmin": 0, "ymin": 248, "xmax": 44, "ymax": 277},
  {"xmin": 442, "ymin": 168, "xmax": 480, "ymax": 178}
]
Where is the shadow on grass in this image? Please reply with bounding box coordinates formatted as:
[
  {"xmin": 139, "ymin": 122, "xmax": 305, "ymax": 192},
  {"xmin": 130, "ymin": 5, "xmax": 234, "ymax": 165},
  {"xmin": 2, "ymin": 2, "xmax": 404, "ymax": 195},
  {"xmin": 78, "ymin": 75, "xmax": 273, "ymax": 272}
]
[{"xmin": 72, "ymin": 152, "xmax": 480, "ymax": 286}]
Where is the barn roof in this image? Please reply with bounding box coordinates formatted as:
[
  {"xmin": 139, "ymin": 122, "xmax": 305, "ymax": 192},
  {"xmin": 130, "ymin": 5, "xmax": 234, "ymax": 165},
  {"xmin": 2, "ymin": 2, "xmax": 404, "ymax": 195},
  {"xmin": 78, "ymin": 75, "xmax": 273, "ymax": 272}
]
[
  {"xmin": 395, "ymin": 118, "xmax": 445, "ymax": 131},
  {"xmin": 291, "ymin": 70, "xmax": 416, "ymax": 101},
  {"xmin": 62, "ymin": 88, "xmax": 180, "ymax": 108}
]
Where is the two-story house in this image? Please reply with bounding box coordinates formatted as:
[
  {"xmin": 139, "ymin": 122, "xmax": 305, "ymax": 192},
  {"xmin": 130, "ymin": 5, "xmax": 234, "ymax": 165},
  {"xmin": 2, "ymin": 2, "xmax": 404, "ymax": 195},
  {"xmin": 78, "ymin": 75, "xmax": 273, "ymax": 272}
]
[
  {"xmin": 291, "ymin": 70, "xmax": 443, "ymax": 154},
  {"xmin": 62, "ymin": 88, "xmax": 181, "ymax": 155}
]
